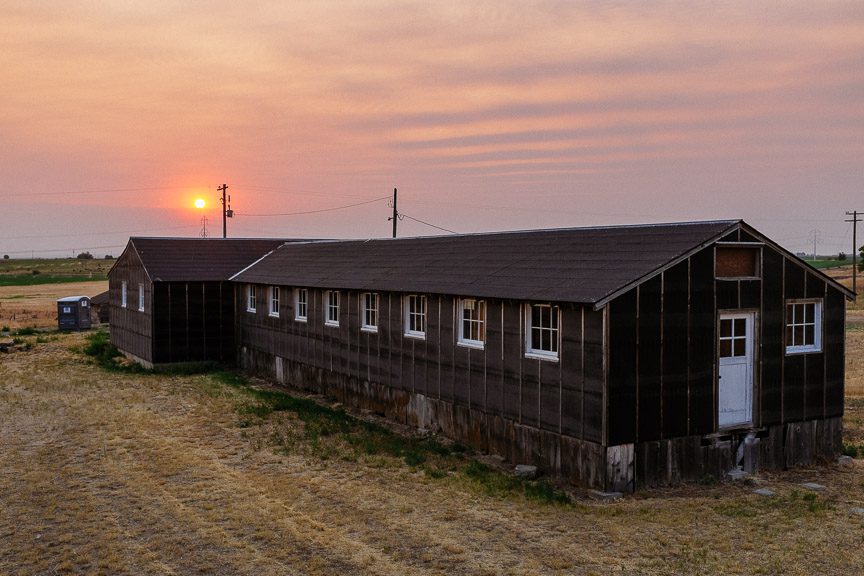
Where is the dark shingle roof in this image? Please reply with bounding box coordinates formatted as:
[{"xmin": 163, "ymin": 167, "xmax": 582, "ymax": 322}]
[
  {"xmin": 232, "ymin": 221, "xmax": 741, "ymax": 304},
  {"xmin": 90, "ymin": 291, "xmax": 110, "ymax": 305},
  {"xmin": 128, "ymin": 238, "xmax": 289, "ymax": 282}
]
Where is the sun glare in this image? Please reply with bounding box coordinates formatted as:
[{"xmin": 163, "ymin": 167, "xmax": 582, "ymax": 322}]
[{"xmin": 194, "ymin": 198, "xmax": 206, "ymax": 209}]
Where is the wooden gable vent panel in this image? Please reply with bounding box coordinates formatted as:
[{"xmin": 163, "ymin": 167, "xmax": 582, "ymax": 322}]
[{"xmin": 716, "ymin": 245, "xmax": 760, "ymax": 278}]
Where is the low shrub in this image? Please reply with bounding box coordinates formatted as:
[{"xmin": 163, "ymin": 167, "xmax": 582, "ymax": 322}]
[{"xmin": 82, "ymin": 330, "xmax": 137, "ymax": 371}]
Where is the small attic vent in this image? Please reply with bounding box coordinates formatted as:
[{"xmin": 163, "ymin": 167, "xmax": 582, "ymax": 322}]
[{"xmin": 716, "ymin": 244, "xmax": 761, "ymax": 279}]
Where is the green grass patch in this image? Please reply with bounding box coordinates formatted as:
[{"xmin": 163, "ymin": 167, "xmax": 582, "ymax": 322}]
[
  {"xmin": 82, "ymin": 330, "xmax": 143, "ymax": 373},
  {"xmin": 0, "ymin": 257, "xmax": 114, "ymax": 283},
  {"xmin": 13, "ymin": 327, "xmax": 39, "ymax": 336},
  {"xmin": 196, "ymin": 373, "xmax": 572, "ymax": 505},
  {"xmin": 808, "ymin": 259, "xmax": 849, "ymax": 269},
  {"xmin": 462, "ymin": 460, "xmax": 571, "ymax": 504},
  {"xmin": 0, "ymin": 275, "xmax": 105, "ymax": 287}
]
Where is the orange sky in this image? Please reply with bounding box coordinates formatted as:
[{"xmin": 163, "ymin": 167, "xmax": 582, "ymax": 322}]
[{"xmin": 2, "ymin": 1, "xmax": 863, "ymax": 256}]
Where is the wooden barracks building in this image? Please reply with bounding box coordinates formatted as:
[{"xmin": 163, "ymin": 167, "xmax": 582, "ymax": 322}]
[{"xmin": 109, "ymin": 220, "xmax": 852, "ymax": 491}]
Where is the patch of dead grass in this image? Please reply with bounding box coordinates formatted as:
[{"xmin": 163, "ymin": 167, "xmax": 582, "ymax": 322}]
[{"xmin": 1, "ymin": 332, "xmax": 863, "ymax": 575}]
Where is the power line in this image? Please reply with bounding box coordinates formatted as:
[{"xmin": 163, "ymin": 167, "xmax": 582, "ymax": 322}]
[
  {"xmin": 6, "ymin": 186, "xmax": 184, "ymax": 198},
  {"xmin": 400, "ymin": 213, "xmax": 458, "ymax": 234},
  {"xmin": 236, "ymin": 196, "xmax": 389, "ymax": 217},
  {"xmin": 0, "ymin": 224, "xmax": 198, "ymax": 241}
]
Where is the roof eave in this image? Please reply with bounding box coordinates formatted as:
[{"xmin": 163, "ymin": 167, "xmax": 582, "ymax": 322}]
[
  {"xmin": 228, "ymin": 243, "xmax": 286, "ymax": 281},
  {"xmin": 738, "ymin": 222, "xmax": 856, "ymax": 300},
  {"xmin": 592, "ymin": 220, "xmax": 742, "ymax": 310}
]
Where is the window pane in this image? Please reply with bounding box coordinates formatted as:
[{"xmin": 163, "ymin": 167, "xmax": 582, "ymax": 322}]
[
  {"xmin": 803, "ymin": 303, "xmax": 812, "ymax": 323},
  {"xmin": 735, "ymin": 319, "xmax": 746, "ymax": 337},
  {"xmin": 794, "ymin": 325, "xmax": 804, "ymax": 346},
  {"xmin": 734, "ymin": 338, "xmax": 745, "ymax": 357},
  {"xmin": 720, "ymin": 339, "xmax": 732, "ymax": 358},
  {"xmin": 541, "ymin": 329, "xmax": 550, "ymax": 351},
  {"xmin": 550, "ymin": 307, "xmax": 559, "ymax": 330},
  {"xmin": 532, "ymin": 306, "xmax": 542, "ymax": 327},
  {"xmin": 805, "ymin": 325, "xmax": 815, "ymax": 346},
  {"xmin": 720, "ymin": 319, "xmax": 732, "ymax": 338}
]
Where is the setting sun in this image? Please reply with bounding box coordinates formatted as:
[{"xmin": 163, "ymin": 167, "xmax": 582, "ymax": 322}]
[{"xmin": 194, "ymin": 198, "xmax": 206, "ymax": 209}]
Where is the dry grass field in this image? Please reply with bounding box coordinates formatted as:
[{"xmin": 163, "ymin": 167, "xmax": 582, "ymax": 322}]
[
  {"xmin": 1, "ymin": 271, "xmax": 864, "ymax": 575},
  {"xmin": 0, "ymin": 280, "xmax": 107, "ymax": 329}
]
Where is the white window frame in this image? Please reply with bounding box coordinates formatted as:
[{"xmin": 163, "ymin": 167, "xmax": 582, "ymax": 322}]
[
  {"xmin": 525, "ymin": 303, "xmax": 560, "ymax": 361},
  {"xmin": 138, "ymin": 283, "xmax": 145, "ymax": 312},
  {"xmin": 326, "ymin": 290, "xmax": 340, "ymax": 327},
  {"xmin": 294, "ymin": 288, "xmax": 308, "ymax": 322},
  {"xmin": 404, "ymin": 294, "xmax": 427, "ymax": 339},
  {"xmin": 247, "ymin": 285, "xmax": 257, "ymax": 313},
  {"xmin": 121, "ymin": 281, "xmax": 127, "ymax": 308},
  {"xmin": 785, "ymin": 299, "xmax": 823, "ymax": 354},
  {"xmin": 361, "ymin": 292, "xmax": 379, "ymax": 333},
  {"xmin": 458, "ymin": 298, "xmax": 486, "ymax": 349},
  {"xmin": 269, "ymin": 286, "xmax": 280, "ymax": 317}
]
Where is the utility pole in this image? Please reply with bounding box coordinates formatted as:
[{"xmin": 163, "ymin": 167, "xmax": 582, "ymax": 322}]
[
  {"xmin": 388, "ymin": 187, "xmax": 399, "ymax": 238},
  {"xmin": 846, "ymin": 210, "xmax": 861, "ymax": 296},
  {"xmin": 218, "ymin": 183, "xmax": 229, "ymax": 238}
]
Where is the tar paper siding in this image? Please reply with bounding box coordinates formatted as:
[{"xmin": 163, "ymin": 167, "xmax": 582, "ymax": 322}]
[
  {"xmin": 151, "ymin": 281, "xmax": 235, "ymax": 364},
  {"xmin": 109, "ymin": 247, "xmax": 153, "ymax": 364},
  {"xmin": 604, "ymin": 234, "xmax": 845, "ymax": 486},
  {"xmin": 109, "ymin": 247, "xmax": 237, "ymax": 365},
  {"xmin": 237, "ymin": 286, "xmax": 607, "ymax": 484}
]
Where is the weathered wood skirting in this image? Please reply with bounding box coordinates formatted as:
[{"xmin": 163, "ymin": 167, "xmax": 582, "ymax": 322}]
[
  {"xmin": 240, "ymin": 346, "xmax": 608, "ymax": 489},
  {"xmin": 242, "ymin": 344, "xmax": 841, "ymax": 492}
]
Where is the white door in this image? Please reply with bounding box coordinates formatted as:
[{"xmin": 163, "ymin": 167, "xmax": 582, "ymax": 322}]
[{"xmin": 718, "ymin": 312, "xmax": 754, "ymax": 428}]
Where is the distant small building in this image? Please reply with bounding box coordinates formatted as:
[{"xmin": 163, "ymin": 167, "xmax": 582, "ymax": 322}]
[
  {"xmin": 57, "ymin": 296, "xmax": 92, "ymax": 331},
  {"xmin": 90, "ymin": 290, "xmax": 110, "ymax": 324}
]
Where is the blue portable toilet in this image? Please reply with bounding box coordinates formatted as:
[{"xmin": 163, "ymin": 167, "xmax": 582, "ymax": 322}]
[{"xmin": 57, "ymin": 296, "xmax": 92, "ymax": 331}]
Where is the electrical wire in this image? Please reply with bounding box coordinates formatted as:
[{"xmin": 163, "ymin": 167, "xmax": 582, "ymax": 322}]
[
  {"xmin": 235, "ymin": 195, "xmax": 389, "ymax": 217},
  {"xmin": 399, "ymin": 213, "xmax": 458, "ymax": 234},
  {"xmin": 0, "ymin": 224, "xmax": 198, "ymax": 241},
  {"xmin": 6, "ymin": 186, "xmax": 184, "ymax": 198}
]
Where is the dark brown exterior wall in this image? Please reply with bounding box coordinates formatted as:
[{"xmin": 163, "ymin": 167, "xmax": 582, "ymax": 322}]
[
  {"xmin": 109, "ymin": 248, "xmax": 153, "ymax": 364},
  {"xmin": 109, "ymin": 248, "xmax": 237, "ymax": 366},
  {"xmin": 151, "ymin": 281, "xmax": 236, "ymax": 364},
  {"xmin": 236, "ymin": 287, "xmax": 608, "ymax": 487},
  {"xmin": 606, "ymin": 234, "xmax": 845, "ymax": 489}
]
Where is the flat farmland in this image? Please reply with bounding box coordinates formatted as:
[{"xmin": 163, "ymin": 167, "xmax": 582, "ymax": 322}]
[{"xmin": 0, "ymin": 280, "xmax": 108, "ymax": 329}]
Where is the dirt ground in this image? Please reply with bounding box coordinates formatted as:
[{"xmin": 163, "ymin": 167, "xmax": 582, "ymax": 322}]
[
  {"xmin": 0, "ymin": 280, "xmax": 107, "ymax": 329},
  {"xmin": 1, "ymin": 332, "xmax": 863, "ymax": 575}
]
